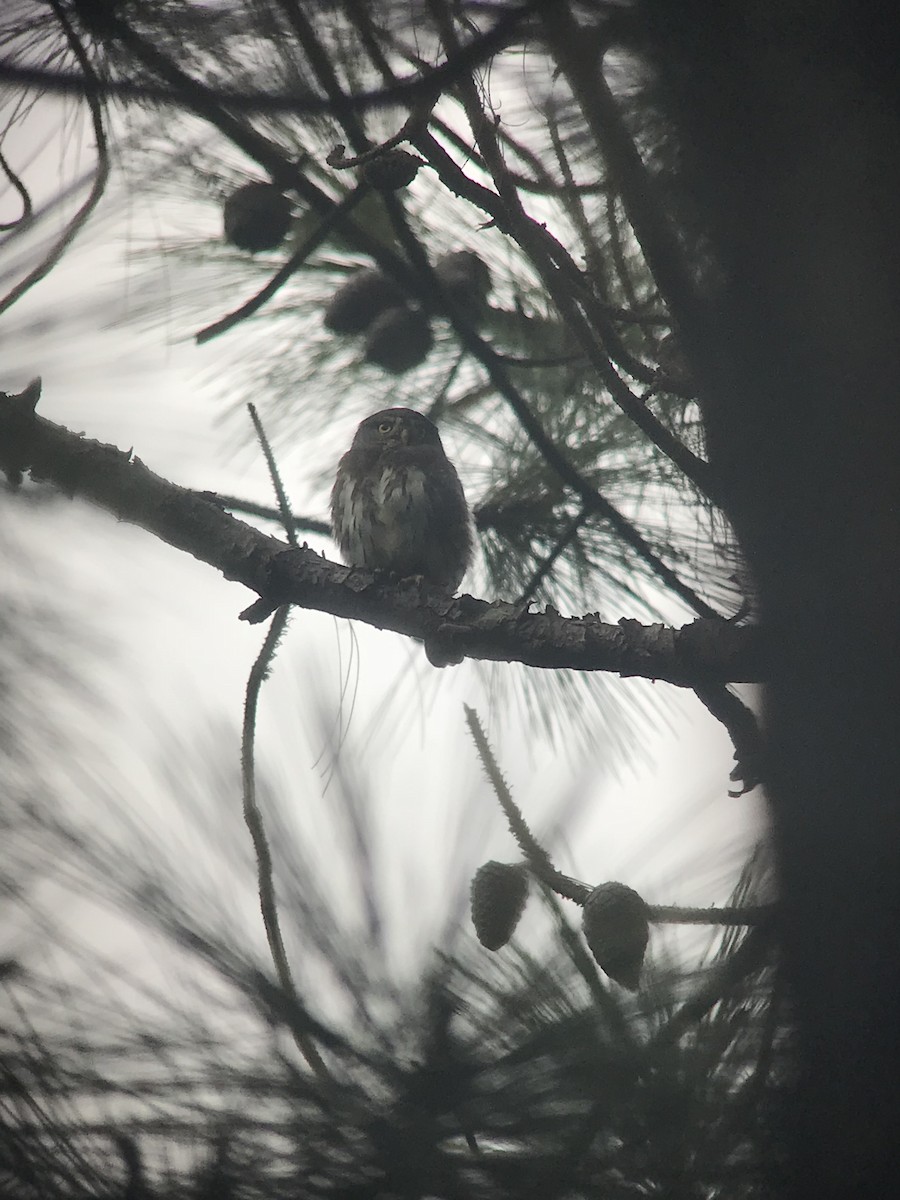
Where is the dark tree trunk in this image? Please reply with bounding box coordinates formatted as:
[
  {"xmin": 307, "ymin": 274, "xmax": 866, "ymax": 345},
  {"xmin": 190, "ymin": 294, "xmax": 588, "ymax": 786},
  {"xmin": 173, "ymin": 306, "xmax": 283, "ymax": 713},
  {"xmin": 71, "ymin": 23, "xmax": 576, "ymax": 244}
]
[{"xmin": 638, "ymin": 4, "xmax": 900, "ymax": 1194}]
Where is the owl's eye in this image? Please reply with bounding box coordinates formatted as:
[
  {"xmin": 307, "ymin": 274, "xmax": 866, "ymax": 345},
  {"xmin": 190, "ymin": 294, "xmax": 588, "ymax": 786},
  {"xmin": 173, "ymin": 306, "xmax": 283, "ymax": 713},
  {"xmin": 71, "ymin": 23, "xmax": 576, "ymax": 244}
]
[{"xmin": 377, "ymin": 421, "xmax": 393, "ymax": 434}]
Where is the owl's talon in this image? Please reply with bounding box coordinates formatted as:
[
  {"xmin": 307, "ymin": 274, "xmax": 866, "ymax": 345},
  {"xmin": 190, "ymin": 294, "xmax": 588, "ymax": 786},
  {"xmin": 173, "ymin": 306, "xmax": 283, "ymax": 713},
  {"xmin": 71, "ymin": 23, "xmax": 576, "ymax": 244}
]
[{"xmin": 424, "ymin": 623, "xmax": 468, "ymax": 668}]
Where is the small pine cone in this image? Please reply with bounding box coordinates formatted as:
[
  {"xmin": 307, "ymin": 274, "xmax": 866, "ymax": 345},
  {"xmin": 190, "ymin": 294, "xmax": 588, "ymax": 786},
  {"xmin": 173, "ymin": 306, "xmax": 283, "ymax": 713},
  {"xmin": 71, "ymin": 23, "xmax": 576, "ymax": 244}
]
[
  {"xmin": 364, "ymin": 305, "xmax": 433, "ymax": 373},
  {"xmin": 361, "ymin": 149, "xmax": 423, "ymax": 191},
  {"xmin": 323, "ymin": 268, "xmax": 407, "ymax": 334},
  {"xmin": 434, "ymin": 250, "xmax": 493, "ymax": 307},
  {"xmin": 471, "ymin": 861, "xmax": 529, "ymax": 951},
  {"xmin": 223, "ymin": 182, "xmax": 292, "ymax": 253},
  {"xmin": 582, "ymin": 882, "xmax": 649, "ymax": 991}
]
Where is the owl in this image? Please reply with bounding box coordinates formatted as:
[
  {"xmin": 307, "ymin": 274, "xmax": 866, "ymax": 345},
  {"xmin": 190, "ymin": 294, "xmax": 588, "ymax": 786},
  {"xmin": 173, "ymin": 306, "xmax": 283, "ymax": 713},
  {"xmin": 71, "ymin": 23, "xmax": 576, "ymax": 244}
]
[{"xmin": 331, "ymin": 408, "xmax": 473, "ymax": 592}]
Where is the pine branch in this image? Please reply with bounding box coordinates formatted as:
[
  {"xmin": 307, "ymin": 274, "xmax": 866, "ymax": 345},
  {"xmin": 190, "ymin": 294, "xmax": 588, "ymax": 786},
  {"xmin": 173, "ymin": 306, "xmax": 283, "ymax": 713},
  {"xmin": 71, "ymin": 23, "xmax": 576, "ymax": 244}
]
[
  {"xmin": 541, "ymin": 2, "xmax": 708, "ymax": 341},
  {"xmin": 0, "ymin": 381, "xmax": 763, "ymax": 685},
  {"xmin": 0, "ymin": 4, "xmax": 532, "ymax": 115},
  {"xmin": 0, "ymin": 3, "xmax": 109, "ymax": 317},
  {"xmin": 195, "ymin": 184, "xmax": 371, "ymax": 344},
  {"xmin": 465, "ymin": 705, "xmax": 774, "ymax": 924},
  {"xmin": 241, "ymin": 604, "xmax": 330, "ymax": 1080}
]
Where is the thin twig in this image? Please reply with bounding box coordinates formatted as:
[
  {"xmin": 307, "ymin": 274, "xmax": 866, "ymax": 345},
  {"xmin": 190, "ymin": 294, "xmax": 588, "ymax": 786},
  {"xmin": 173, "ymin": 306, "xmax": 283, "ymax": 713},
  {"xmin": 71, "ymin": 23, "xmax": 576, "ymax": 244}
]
[
  {"xmin": 0, "ymin": 145, "xmax": 32, "ymax": 231},
  {"xmin": 425, "ymin": 347, "xmax": 468, "ymax": 422},
  {"xmin": 648, "ymin": 903, "xmax": 775, "ymax": 926},
  {"xmin": 278, "ymin": 0, "xmax": 370, "ymax": 155},
  {"xmin": 516, "ymin": 506, "xmax": 592, "ymax": 604},
  {"xmin": 464, "ymin": 704, "xmax": 577, "ymax": 891},
  {"xmin": 541, "ymin": 4, "xmax": 707, "ymax": 340},
  {"xmin": 0, "ymin": 5, "xmax": 109, "ymax": 317},
  {"xmin": 239, "ymin": 402, "xmax": 329, "ymax": 1079},
  {"xmin": 0, "ymin": 5, "xmax": 531, "ymax": 115},
  {"xmin": 605, "ymin": 191, "xmax": 642, "ymax": 313},
  {"xmin": 247, "ymin": 404, "xmax": 297, "ymax": 547},
  {"xmin": 412, "ymin": 125, "xmax": 716, "ymax": 501},
  {"xmin": 650, "ymin": 920, "xmax": 775, "ymax": 1049},
  {"xmin": 465, "ymin": 706, "xmax": 774, "ymax": 925},
  {"xmin": 211, "ymin": 493, "xmax": 330, "ymax": 538},
  {"xmin": 241, "ymin": 607, "xmax": 330, "ymax": 1081}
]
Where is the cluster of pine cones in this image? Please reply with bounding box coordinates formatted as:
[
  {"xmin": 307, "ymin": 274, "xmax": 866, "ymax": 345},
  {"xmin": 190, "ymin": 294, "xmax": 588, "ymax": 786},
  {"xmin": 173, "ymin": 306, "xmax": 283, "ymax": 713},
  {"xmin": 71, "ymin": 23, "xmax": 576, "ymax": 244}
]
[
  {"xmin": 470, "ymin": 860, "xmax": 650, "ymax": 992},
  {"xmin": 222, "ymin": 179, "xmax": 492, "ymax": 374},
  {"xmin": 323, "ymin": 251, "xmax": 492, "ymax": 373}
]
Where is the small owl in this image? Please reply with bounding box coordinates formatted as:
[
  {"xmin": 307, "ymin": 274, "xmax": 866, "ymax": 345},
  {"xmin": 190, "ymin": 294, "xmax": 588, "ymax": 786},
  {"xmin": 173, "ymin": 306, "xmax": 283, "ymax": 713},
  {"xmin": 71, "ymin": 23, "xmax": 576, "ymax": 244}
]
[{"xmin": 331, "ymin": 408, "xmax": 473, "ymax": 592}]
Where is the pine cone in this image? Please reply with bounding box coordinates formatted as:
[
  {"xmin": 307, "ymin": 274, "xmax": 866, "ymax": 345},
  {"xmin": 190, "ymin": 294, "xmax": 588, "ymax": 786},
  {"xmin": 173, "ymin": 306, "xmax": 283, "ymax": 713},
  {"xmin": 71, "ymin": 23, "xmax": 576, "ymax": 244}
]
[
  {"xmin": 223, "ymin": 182, "xmax": 292, "ymax": 253},
  {"xmin": 582, "ymin": 881, "xmax": 649, "ymax": 991},
  {"xmin": 434, "ymin": 250, "xmax": 492, "ymax": 311},
  {"xmin": 363, "ymin": 306, "xmax": 433, "ymax": 373},
  {"xmin": 361, "ymin": 149, "xmax": 423, "ymax": 191},
  {"xmin": 323, "ymin": 268, "xmax": 407, "ymax": 334},
  {"xmin": 470, "ymin": 861, "xmax": 529, "ymax": 951}
]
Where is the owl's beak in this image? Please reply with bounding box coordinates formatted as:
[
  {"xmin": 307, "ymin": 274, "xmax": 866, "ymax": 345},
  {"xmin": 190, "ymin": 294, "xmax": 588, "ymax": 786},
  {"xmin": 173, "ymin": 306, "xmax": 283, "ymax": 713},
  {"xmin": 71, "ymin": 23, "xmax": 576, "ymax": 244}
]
[{"xmin": 399, "ymin": 427, "xmax": 409, "ymax": 445}]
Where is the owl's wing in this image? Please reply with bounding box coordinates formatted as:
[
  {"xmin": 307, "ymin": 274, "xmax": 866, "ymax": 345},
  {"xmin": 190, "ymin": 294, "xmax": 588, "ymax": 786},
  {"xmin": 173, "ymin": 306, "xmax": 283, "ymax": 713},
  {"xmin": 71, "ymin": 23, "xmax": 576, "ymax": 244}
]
[
  {"xmin": 330, "ymin": 450, "xmax": 366, "ymax": 563},
  {"xmin": 418, "ymin": 448, "xmax": 474, "ymax": 589}
]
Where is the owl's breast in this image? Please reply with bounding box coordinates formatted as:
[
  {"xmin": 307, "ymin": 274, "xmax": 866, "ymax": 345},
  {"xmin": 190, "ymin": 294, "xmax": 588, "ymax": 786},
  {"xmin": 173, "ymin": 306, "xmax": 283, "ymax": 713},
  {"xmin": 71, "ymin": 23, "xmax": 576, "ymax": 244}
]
[
  {"xmin": 335, "ymin": 464, "xmax": 431, "ymax": 569},
  {"xmin": 371, "ymin": 465, "xmax": 431, "ymax": 561}
]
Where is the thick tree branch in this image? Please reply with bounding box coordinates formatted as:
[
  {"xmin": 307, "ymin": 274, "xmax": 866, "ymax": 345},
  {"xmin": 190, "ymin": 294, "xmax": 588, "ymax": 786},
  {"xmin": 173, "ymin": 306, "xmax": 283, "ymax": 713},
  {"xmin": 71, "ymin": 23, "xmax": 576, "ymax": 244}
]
[
  {"xmin": 413, "ymin": 126, "xmax": 716, "ymax": 499},
  {"xmin": 0, "ymin": 382, "xmax": 762, "ymax": 685},
  {"xmin": 541, "ymin": 3, "xmax": 708, "ymax": 342}
]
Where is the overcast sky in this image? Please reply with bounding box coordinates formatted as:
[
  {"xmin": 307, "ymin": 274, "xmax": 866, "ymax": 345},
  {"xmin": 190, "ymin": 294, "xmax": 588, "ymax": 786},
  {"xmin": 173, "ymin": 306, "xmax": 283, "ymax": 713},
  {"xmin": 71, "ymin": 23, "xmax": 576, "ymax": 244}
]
[{"xmin": 1, "ymin": 93, "xmax": 765, "ymax": 1001}]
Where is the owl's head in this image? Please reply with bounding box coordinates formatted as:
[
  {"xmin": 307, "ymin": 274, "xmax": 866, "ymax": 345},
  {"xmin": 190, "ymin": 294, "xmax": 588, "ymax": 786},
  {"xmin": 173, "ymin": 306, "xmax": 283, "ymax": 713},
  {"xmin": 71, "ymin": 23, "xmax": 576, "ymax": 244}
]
[{"xmin": 351, "ymin": 407, "xmax": 443, "ymax": 451}]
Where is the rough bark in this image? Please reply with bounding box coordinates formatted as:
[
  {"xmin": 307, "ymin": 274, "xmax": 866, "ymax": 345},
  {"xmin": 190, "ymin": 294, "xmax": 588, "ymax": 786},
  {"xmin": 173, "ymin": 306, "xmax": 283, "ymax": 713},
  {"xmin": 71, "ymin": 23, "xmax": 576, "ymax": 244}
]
[{"xmin": 0, "ymin": 380, "xmax": 761, "ymax": 686}]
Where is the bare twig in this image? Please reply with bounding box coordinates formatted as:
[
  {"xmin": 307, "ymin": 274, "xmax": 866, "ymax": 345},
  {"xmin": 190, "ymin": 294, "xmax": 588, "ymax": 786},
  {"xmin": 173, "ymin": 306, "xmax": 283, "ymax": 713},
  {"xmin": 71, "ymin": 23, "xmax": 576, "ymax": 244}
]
[
  {"xmin": 464, "ymin": 704, "xmax": 577, "ymax": 891},
  {"xmin": 0, "ymin": 145, "xmax": 32, "ymax": 231},
  {"xmin": 210, "ymin": 493, "xmax": 330, "ymax": 538},
  {"xmin": 241, "ymin": 606, "xmax": 330, "ymax": 1080},
  {"xmin": 239, "ymin": 401, "xmax": 328, "ymax": 1078},
  {"xmin": 0, "ymin": 5, "xmax": 531, "ymax": 115},
  {"xmin": 649, "ymin": 903, "xmax": 774, "ymax": 926},
  {"xmin": 465, "ymin": 706, "xmax": 773, "ymax": 923},
  {"xmin": 247, "ymin": 403, "xmax": 297, "ymax": 547},
  {"xmin": 516, "ymin": 506, "xmax": 592, "ymax": 604},
  {"xmin": 0, "ymin": 4, "xmax": 109, "ymax": 317},
  {"xmin": 605, "ymin": 191, "xmax": 642, "ymax": 313}
]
